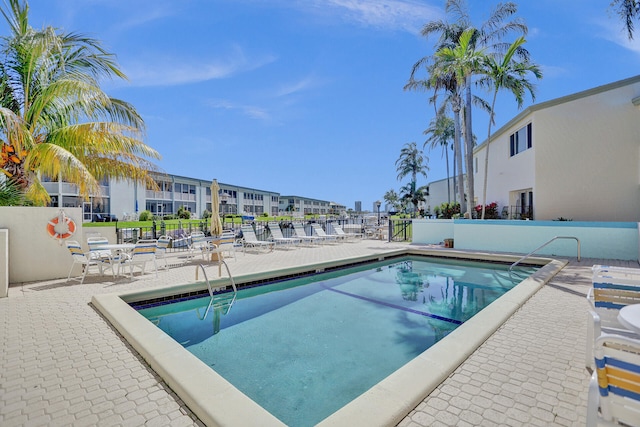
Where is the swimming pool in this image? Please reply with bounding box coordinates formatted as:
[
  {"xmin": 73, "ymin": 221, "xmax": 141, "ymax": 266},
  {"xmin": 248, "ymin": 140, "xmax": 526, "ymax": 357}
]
[
  {"xmin": 135, "ymin": 256, "xmax": 536, "ymax": 426},
  {"xmin": 92, "ymin": 249, "xmax": 566, "ymax": 426}
]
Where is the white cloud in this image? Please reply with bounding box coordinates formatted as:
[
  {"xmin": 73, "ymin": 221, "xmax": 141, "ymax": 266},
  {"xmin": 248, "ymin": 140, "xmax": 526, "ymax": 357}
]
[
  {"xmin": 256, "ymin": 0, "xmax": 442, "ymax": 33},
  {"xmin": 208, "ymin": 99, "xmax": 271, "ymax": 121},
  {"xmin": 319, "ymin": 0, "xmax": 442, "ymax": 32},
  {"xmin": 595, "ymin": 16, "xmax": 640, "ymax": 55},
  {"xmin": 121, "ymin": 47, "xmax": 277, "ymax": 87},
  {"xmin": 275, "ymin": 75, "xmax": 322, "ymax": 97}
]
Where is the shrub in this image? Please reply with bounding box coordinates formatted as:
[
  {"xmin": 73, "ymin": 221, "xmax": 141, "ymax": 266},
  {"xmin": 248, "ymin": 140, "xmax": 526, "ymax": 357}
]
[
  {"xmin": 201, "ymin": 210, "xmax": 211, "ymax": 219},
  {"xmin": 177, "ymin": 205, "xmax": 191, "ymax": 219},
  {"xmin": 474, "ymin": 202, "xmax": 499, "ymax": 219},
  {"xmin": 138, "ymin": 210, "xmax": 152, "ymax": 221},
  {"xmin": 437, "ymin": 202, "xmax": 460, "ymax": 219}
]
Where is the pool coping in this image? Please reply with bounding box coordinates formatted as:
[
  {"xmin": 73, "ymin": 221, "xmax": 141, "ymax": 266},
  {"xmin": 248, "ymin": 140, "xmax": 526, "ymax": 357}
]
[{"xmin": 91, "ymin": 249, "xmax": 567, "ymax": 427}]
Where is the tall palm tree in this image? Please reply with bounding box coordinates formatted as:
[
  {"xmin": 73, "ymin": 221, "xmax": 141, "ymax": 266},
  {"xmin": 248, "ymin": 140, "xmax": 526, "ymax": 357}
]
[
  {"xmin": 431, "ymin": 29, "xmax": 485, "ymax": 213},
  {"xmin": 477, "ymin": 37, "xmax": 542, "ymax": 219},
  {"xmin": 395, "ymin": 142, "xmax": 429, "ymax": 217},
  {"xmin": 423, "ymin": 113, "xmax": 454, "ymax": 203},
  {"xmin": 612, "ymin": 0, "xmax": 640, "ymax": 39},
  {"xmin": 417, "ymin": 0, "xmax": 528, "ymax": 216},
  {"xmin": 0, "ymin": 0, "xmax": 160, "ymax": 205}
]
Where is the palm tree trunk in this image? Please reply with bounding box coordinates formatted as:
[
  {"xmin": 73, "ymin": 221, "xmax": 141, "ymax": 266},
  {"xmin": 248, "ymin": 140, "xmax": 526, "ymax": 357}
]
[
  {"xmin": 453, "ymin": 97, "xmax": 465, "ymax": 214},
  {"xmin": 464, "ymin": 77, "xmax": 474, "ymax": 217},
  {"xmin": 445, "ymin": 145, "xmax": 451, "ymax": 204},
  {"xmin": 481, "ymin": 92, "xmax": 498, "ymax": 220}
]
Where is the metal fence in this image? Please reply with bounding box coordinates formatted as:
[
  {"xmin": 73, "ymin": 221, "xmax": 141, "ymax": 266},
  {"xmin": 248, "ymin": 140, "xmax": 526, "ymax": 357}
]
[
  {"xmin": 388, "ymin": 219, "xmax": 412, "ymax": 242},
  {"xmin": 114, "ymin": 218, "xmax": 413, "ymax": 250},
  {"xmin": 116, "ymin": 219, "xmax": 412, "ymax": 251}
]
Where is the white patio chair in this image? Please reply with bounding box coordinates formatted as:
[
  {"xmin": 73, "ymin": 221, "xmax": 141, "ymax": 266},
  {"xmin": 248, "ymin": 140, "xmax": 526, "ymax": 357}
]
[
  {"xmin": 188, "ymin": 232, "xmax": 211, "ymax": 260},
  {"xmin": 65, "ymin": 240, "xmax": 114, "ymax": 284},
  {"xmin": 211, "ymin": 231, "xmax": 238, "ymax": 260},
  {"xmin": 586, "ymin": 266, "xmax": 640, "ymax": 371},
  {"xmin": 587, "ymin": 334, "xmax": 640, "ymax": 426},
  {"xmin": 123, "ymin": 239, "xmax": 158, "ymax": 279},
  {"xmin": 156, "ymin": 235, "xmax": 172, "ymax": 269},
  {"xmin": 87, "ymin": 236, "xmax": 112, "ymax": 261}
]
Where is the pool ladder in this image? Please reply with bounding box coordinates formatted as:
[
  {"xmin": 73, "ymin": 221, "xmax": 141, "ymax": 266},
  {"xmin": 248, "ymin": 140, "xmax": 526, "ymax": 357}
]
[
  {"xmin": 509, "ymin": 236, "xmax": 581, "ymax": 274},
  {"xmin": 195, "ymin": 260, "xmax": 237, "ymax": 320}
]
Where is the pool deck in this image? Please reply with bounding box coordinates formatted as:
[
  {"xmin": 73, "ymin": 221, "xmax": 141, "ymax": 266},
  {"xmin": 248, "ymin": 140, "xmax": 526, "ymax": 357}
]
[{"xmin": 1, "ymin": 239, "xmax": 636, "ymax": 426}]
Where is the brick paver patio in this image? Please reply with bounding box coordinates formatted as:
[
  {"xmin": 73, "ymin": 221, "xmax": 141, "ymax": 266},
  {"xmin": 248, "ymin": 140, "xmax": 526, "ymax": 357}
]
[{"xmin": 1, "ymin": 239, "xmax": 632, "ymax": 426}]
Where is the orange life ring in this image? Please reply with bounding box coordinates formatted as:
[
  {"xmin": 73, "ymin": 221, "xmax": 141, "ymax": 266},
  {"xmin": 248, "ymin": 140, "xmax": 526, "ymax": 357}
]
[{"xmin": 47, "ymin": 214, "xmax": 76, "ymax": 240}]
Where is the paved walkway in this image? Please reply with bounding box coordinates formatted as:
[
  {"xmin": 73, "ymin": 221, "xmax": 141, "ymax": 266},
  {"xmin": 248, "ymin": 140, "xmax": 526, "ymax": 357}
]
[{"xmin": 0, "ymin": 240, "xmax": 634, "ymax": 426}]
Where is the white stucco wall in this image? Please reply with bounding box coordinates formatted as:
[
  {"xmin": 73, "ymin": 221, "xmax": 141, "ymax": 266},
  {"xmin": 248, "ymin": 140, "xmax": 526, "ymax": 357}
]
[
  {"xmin": 109, "ymin": 180, "xmax": 137, "ymax": 220},
  {"xmin": 0, "ymin": 207, "xmax": 118, "ymax": 287},
  {"xmin": 534, "ymin": 83, "xmax": 640, "ymax": 221},
  {"xmin": 474, "ymin": 76, "xmax": 640, "ymax": 221},
  {"xmin": 474, "ymin": 119, "xmax": 536, "ymax": 214}
]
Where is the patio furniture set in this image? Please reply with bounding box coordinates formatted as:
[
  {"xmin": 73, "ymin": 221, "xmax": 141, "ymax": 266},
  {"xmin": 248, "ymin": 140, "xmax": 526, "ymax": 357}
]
[{"xmin": 65, "ymin": 222, "xmax": 371, "ymax": 284}]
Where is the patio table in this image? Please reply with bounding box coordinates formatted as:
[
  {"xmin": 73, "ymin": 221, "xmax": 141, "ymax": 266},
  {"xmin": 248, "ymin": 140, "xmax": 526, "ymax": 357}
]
[
  {"xmin": 618, "ymin": 304, "xmax": 640, "ymax": 334},
  {"xmin": 96, "ymin": 243, "xmax": 136, "ymax": 276}
]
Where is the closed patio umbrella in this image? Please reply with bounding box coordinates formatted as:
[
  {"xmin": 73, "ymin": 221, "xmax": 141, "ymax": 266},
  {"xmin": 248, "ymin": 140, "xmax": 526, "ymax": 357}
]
[{"xmin": 210, "ymin": 179, "xmax": 223, "ymax": 236}]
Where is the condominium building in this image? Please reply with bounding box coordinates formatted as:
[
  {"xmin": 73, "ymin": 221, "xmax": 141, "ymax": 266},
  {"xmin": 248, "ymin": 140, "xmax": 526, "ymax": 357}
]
[
  {"xmin": 472, "ymin": 74, "xmax": 640, "ymax": 221},
  {"xmin": 44, "ymin": 172, "xmax": 342, "ymax": 221}
]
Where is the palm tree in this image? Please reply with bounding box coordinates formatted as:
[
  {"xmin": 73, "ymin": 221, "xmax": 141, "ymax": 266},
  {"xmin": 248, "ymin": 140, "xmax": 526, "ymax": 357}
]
[
  {"xmin": 0, "ymin": 0, "xmax": 160, "ymax": 205},
  {"xmin": 0, "ymin": 176, "xmax": 25, "ymax": 205},
  {"xmin": 612, "ymin": 0, "xmax": 640, "ymax": 39},
  {"xmin": 477, "ymin": 37, "xmax": 541, "ymax": 219},
  {"xmin": 423, "ymin": 113, "xmax": 454, "ymax": 204},
  {"xmin": 383, "ymin": 188, "xmax": 401, "ymax": 213},
  {"xmin": 417, "ymin": 0, "xmax": 528, "ymax": 216},
  {"xmin": 395, "ymin": 142, "xmax": 429, "ymax": 217},
  {"xmin": 431, "ymin": 29, "xmax": 485, "ymax": 214}
]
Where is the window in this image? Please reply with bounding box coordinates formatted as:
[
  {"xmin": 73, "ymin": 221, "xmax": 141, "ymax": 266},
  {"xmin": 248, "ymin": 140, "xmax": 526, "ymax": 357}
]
[{"xmin": 509, "ymin": 123, "xmax": 532, "ymax": 157}]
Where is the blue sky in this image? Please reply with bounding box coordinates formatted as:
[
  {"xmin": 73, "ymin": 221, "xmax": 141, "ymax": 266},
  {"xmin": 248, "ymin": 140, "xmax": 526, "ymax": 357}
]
[{"xmin": 14, "ymin": 0, "xmax": 640, "ymax": 211}]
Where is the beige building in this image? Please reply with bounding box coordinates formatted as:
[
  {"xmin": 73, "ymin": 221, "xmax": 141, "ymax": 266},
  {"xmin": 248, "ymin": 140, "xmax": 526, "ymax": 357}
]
[{"xmin": 473, "ymin": 74, "xmax": 640, "ymax": 221}]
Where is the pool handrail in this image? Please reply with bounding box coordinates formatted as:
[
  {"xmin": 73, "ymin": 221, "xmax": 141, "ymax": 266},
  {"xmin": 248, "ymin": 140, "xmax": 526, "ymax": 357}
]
[
  {"xmin": 510, "ymin": 236, "xmax": 581, "ymax": 273},
  {"xmin": 195, "ymin": 261, "xmax": 238, "ymax": 320}
]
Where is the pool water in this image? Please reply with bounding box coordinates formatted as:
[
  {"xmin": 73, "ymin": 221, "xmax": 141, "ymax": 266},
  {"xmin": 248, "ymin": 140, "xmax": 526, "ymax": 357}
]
[{"xmin": 137, "ymin": 256, "xmax": 536, "ymax": 427}]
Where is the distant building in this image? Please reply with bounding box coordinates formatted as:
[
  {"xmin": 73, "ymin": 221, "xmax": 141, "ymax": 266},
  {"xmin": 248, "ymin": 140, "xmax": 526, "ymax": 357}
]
[
  {"xmin": 427, "ymin": 175, "xmax": 464, "ymax": 214},
  {"xmin": 278, "ymin": 196, "xmax": 332, "ymax": 217},
  {"xmin": 355, "ymin": 201, "xmax": 362, "ymax": 212},
  {"xmin": 44, "ymin": 172, "xmax": 338, "ymax": 222}
]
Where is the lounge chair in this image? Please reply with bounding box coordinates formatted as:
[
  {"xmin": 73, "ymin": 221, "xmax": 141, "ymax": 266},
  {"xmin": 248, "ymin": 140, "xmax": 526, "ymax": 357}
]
[
  {"xmin": 587, "ymin": 334, "xmax": 640, "ymax": 427},
  {"xmin": 292, "ymin": 223, "xmax": 323, "ymax": 246},
  {"xmin": 267, "ymin": 222, "xmax": 300, "ymax": 249},
  {"xmin": 331, "ymin": 223, "xmax": 362, "ymax": 241},
  {"xmin": 311, "ymin": 223, "xmax": 339, "ymax": 244},
  {"xmin": 240, "ymin": 224, "xmax": 274, "ymax": 252},
  {"xmin": 66, "ymin": 240, "xmax": 114, "ymax": 284}
]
